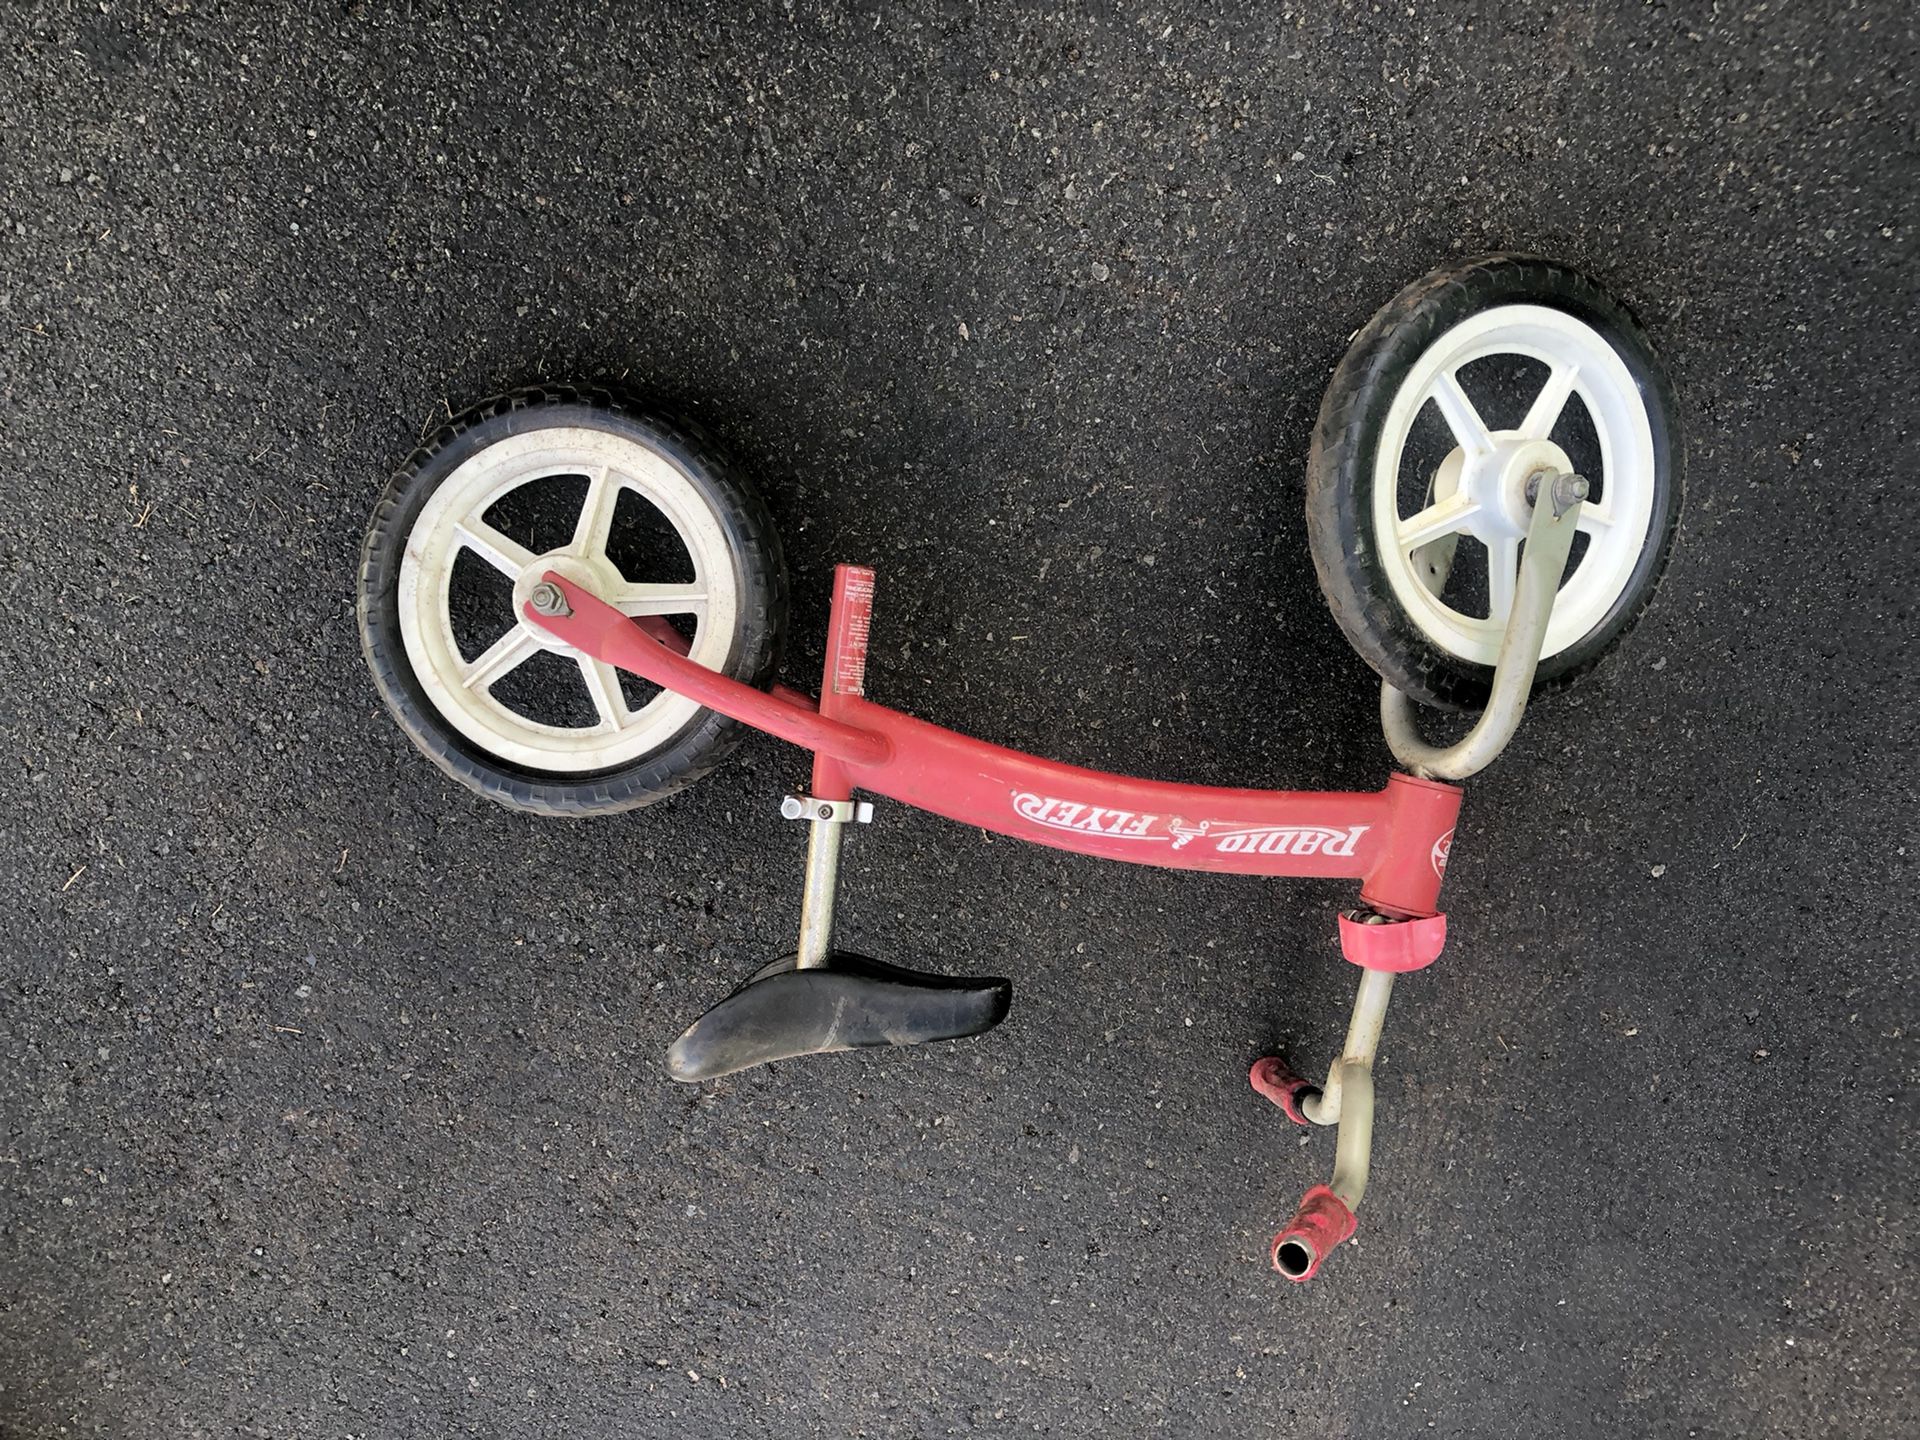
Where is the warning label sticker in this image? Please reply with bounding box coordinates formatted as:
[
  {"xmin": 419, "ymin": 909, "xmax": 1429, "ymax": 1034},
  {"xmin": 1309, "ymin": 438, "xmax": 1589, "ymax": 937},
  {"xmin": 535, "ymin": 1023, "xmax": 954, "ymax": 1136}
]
[{"xmin": 833, "ymin": 567, "xmax": 875, "ymax": 696}]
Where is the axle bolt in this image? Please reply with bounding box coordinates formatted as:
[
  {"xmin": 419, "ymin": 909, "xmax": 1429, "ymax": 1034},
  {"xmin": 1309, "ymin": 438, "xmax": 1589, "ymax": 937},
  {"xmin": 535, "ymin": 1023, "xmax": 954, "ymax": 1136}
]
[
  {"xmin": 1524, "ymin": 470, "xmax": 1589, "ymax": 516},
  {"xmin": 528, "ymin": 581, "xmax": 571, "ymax": 618}
]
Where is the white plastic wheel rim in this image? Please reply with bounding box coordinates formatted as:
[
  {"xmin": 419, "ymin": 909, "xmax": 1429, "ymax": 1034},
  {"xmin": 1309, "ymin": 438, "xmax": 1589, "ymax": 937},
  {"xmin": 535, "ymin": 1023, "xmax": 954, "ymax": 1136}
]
[
  {"xmin": 1371, "ymin": 304, "xmax": 1658, "ymax": 666},
  {"xmin": 397, "ymin": 426, "xmax": 740, "ymax": 773}
]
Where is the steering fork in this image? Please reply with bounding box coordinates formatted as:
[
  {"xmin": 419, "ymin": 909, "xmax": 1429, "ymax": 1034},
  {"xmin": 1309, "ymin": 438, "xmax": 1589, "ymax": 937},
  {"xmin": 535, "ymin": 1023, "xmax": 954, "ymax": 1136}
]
[{"xmin": 1250, "ymin": 470, "xmax": 1585, "ymax": 1280}]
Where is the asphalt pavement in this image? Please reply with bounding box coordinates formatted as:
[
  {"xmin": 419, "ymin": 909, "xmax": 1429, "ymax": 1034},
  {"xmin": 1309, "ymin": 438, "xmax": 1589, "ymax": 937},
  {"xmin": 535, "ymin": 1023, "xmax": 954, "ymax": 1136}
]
[{"xmin": 1, "ymin": 3, "xmax": 1914, "ymax": 1437}]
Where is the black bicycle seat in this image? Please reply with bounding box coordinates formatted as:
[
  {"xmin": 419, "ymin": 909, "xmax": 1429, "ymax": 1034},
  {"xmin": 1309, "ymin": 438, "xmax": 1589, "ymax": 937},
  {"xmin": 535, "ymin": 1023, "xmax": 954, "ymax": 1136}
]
[{"xmin": 664, "ymin": 953, "xmax": 1013, "ymax": 1082}]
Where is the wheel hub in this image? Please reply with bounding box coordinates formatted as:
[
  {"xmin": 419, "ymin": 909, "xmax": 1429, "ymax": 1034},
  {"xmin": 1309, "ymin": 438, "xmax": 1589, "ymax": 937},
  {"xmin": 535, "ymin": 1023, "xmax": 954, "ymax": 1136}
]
[
  {"xmin": 1446, "ymin": 434, "xmax": 1575, "ymax": 539},
  {"xmin": 511, "ymin": 551, "xmax": 618, "ymax": 654}
]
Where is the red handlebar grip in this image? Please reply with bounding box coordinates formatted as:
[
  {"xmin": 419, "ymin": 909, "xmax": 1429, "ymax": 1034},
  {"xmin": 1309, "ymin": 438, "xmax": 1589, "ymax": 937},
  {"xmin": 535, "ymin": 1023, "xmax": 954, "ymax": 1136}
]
[
  {"xmin": 1269, "ymin": 1184, "xmax": 1358, "ymax": 1282},
  {"xmin": 1248, "ymin": 1056, "xmax": 1317, "ymax": 1127}
]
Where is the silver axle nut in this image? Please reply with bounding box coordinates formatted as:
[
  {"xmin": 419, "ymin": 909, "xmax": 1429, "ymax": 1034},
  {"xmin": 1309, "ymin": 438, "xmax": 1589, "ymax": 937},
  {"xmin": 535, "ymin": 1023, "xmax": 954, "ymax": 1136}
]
[
  {"xmin": 1551, "ymin": 472, "xmax": 1590, "ymax": 515},
  {"xmin": 528, "ymin": 581, "xmax": 572, "ymax": 618},
  {"xmin": 1523, "ymin": 469, "xmax": 1589, "ymax": 516}
]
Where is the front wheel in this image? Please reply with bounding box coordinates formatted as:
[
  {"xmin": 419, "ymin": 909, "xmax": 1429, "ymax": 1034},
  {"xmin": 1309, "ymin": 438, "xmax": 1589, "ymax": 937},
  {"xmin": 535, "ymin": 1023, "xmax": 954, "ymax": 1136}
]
[
  {"xmin": 1306, "ymin": 255, "xmax": 1682, "ymax": 712},
  {"xmin": 357, "ymin": 386, "xmax": 788, "ymax": 815}
]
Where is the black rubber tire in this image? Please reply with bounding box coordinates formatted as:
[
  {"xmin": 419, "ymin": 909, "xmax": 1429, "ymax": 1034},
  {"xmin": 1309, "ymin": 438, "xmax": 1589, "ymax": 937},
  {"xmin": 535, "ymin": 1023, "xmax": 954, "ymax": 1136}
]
[
  {"xmin": 1306, "ymin": 254, "xmax": 1682, "ymax": 712},
  {"xmin": 357, "ymin": 385, "xmax": 788, "ymax": 816}
]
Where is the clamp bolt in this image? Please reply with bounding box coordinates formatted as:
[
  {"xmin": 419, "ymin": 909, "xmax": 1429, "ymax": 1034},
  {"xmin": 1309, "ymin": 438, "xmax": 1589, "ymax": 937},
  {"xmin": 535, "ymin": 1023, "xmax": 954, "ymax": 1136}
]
[{"xmin": 780, "ymin": 794, "xmax": 874, "ymax": 824}]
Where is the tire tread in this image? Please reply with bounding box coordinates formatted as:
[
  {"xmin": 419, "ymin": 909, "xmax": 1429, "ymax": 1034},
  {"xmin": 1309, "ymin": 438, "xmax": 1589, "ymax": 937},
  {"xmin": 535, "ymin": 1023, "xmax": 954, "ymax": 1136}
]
[{"xmin": 1305, "ymin": 254, "xmax": 1682, "ymax": 712}]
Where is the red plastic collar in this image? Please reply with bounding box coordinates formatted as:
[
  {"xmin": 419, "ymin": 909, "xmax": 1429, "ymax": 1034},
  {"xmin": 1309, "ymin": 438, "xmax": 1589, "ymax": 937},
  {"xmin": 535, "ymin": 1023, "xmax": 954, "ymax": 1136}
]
[{"xmin": 1338, "ymin": 911, "xmax": 1447, "ymax": 972}]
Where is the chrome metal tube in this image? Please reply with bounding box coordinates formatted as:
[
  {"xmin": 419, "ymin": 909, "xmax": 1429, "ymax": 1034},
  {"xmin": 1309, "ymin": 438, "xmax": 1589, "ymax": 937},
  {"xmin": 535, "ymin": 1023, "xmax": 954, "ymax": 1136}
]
[
  {"xmin": 1300, "ymin": 965, "xmax": 1395, "ymax": 1208},
  {"xmin": 1327, "ymin": 1061, "xmax": 1376, "ymax": 1208},
  {"xmin": 794, "ymin": 817, "xmax": 846, "ymax": 969},
  {"xmin": 1302, "ymin": 967, "xmax": 1395, "ymax": 1127}
]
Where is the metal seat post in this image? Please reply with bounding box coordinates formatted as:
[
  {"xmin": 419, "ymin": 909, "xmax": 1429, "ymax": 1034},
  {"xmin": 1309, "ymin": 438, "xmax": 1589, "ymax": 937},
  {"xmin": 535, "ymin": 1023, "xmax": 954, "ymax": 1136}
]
[{"xmin": 781, "ymin": 794, "xmax": 871, "ymax": 969}]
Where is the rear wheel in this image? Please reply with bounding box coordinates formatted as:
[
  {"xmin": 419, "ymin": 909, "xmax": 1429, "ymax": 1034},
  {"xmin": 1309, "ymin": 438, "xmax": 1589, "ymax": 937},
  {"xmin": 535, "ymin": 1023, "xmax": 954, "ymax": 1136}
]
[
  {"xmin": 1306, "ymin": 255, "xmax": 1681, "ymax": 712},
  {"xmin": 357, "ymin": 386, "xmax": 787, "ymax": 815}
]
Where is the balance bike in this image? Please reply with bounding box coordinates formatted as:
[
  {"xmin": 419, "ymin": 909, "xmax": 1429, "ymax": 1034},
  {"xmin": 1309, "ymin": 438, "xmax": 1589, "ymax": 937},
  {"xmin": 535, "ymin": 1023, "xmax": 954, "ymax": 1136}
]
[{"xmin": 356, "ymin": 255, "xmax": 1681, "ymax": 1281}]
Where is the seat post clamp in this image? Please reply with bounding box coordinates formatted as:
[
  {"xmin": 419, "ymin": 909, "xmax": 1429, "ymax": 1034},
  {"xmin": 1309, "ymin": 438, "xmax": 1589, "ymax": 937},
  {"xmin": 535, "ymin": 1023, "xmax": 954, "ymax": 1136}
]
[{"xmin": 779, "ymin": 794, "xmax": 874, "ymax": 824}]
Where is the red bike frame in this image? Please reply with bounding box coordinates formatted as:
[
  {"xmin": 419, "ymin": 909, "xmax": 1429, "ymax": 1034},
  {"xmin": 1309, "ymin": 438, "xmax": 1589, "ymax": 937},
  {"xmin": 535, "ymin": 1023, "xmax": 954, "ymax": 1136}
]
[{"xmin": 526, "ymin": 565, "xmax": 1461, "ymax": 920}]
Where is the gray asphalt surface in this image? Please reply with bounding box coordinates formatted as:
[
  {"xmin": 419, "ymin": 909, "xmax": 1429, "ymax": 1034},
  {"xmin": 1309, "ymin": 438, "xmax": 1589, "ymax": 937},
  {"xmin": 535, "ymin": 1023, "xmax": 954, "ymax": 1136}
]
[{"xmin": 2, "ymin": 3, "xmax": 1916, "ymax": 1437}]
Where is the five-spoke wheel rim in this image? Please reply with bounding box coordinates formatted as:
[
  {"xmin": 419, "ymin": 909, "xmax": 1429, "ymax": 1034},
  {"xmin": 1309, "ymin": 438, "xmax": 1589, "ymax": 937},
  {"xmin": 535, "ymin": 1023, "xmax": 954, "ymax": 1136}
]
[
  {"xmin": 397, "ymin": 425, "xmax": 740, "ymax": 773},
  {"xmin": 1371, "ymin": 304, "xmax": 1658, "ymax": 666}
]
